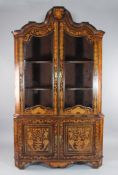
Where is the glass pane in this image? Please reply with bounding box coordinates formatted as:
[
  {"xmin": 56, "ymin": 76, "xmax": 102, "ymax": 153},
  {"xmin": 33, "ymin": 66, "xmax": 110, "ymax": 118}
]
[
  {"xmin": 24, "ymin": 33, "xmax": 53, "ymax": 61},
  {"xmin": 25, "ymin": 62, "xmax": 52, "ymax": 88},
  {"xmin": 65, "ymin": 63, "xmax": 93, "ymax": 88},
  {"xmin": 24, "ymin": 33, "xmax": 53, "ymax": 109},
  {"xmin": 25, "ymin": 90, "xmax": 53, "ymax": 108},
  {"xmin": 65, "ymin": 90, "xmax": 93, "ymax": 108},
  {"xmin": 64, "ymin": 32, "xmax": 94, "ymax": 108},
  {"xmin": 64, "ymin": 33, "xmax": 93, "ymax": 61}
]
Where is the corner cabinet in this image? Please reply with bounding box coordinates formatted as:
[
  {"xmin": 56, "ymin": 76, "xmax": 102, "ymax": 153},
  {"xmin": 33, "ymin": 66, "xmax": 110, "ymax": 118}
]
[{"xmin": 13, "ymin": 7, "xmax": 105, "ymax": 169}]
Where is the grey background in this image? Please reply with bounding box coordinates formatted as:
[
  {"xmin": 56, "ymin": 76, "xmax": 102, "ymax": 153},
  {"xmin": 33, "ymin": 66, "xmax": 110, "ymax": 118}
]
[{"xmin": 0, "ymin": 0, "xmax": 118, "ymax": 174}]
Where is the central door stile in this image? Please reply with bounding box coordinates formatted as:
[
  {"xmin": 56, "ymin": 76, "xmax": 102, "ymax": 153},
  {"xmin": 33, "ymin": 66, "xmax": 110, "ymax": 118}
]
[
  {"xmin": 57, "ymin": 122, "xmax": 60, "ymax": 160},
  {"xmin": 59, "ymin": 21, "xmax": 64, "ymax": 115},
  {"xmin": 53, "ymin": 21, "xmax": 59, "ymax": 115}
]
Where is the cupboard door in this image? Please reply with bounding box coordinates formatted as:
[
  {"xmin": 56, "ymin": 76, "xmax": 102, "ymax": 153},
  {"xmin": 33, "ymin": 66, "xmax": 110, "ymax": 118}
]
[
  {"xmin": 59, "ymin": 22, "xmax": 98, "ymax": 115},
  {"xmin": 63, "ymin": 123, "xmax": 94, "ymax": 156},
  {"xmin": 59, "ymin": 117, "xmax": 102, "ymax": 161},
  {"xmin": 14, "ymin": 117, "xmax": 58, "ymax": 162}
]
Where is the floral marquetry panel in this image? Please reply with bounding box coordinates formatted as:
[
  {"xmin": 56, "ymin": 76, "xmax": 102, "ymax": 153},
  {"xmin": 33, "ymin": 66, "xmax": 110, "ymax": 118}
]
[
  {"xmin": 24, "ymin": 125, "xmax": 53, "ymax": 155},
  {"xmin": 64, "ymin": 124, "xmax": 93, "ymax": 154}
]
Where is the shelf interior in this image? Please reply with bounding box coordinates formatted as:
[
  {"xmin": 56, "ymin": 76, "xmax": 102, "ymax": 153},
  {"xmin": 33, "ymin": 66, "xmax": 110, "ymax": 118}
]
[
  {"xmin": 64, "ymin": 32, "xmax": 94, "ymax": 108},
  {"xmin": 24, "ymin": 33, "xmax": 53, "ymax": 108},
  {"xmin": 64, "ymin": 89, "xmax": 93, "ymax": 108}
]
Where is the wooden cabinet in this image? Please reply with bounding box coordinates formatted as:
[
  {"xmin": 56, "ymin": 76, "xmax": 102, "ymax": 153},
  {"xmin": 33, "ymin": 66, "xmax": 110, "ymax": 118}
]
[{"xmin": 13, "ymin": 6, "xmax": 104, "ymax": 169}]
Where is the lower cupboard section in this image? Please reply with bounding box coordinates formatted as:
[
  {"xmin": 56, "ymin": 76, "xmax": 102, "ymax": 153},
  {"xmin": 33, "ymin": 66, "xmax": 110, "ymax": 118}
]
[{"xmin": 14, "ymin": 114, "xmax": 104, "ymax": 169}]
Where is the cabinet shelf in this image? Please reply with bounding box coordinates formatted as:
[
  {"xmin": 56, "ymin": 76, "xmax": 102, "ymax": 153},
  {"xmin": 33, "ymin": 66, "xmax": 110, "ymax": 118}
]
[
  {"xmin": 24, "ymin": 60, "xmax": 52, "ymax": 64},
  {"xmin": 65, "ymin": 60, "xmax": 93, "ymax": 64},
  {"xmin": 25, "ymin": 87, "xmax": 52, "ymax": 91},
  {"xmin": 66, "ymin": 87, "xmax": 92, "ymax": 91}
]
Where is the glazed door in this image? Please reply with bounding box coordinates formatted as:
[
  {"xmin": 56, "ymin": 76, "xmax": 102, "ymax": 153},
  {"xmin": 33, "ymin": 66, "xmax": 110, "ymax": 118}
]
[
  {"xmin": 22, "ymin": 22, "xmax": 59, "ymax": 115},
  {"xmin": 59, "ymin": 22, "xmax": 98, "ymax": 115}
]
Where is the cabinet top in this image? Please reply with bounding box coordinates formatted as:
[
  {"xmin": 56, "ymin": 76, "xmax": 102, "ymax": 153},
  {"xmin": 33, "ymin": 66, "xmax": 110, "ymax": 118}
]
[{"xmin": 13, "ymin": 6, "xmax": 105, "ymax": 38}]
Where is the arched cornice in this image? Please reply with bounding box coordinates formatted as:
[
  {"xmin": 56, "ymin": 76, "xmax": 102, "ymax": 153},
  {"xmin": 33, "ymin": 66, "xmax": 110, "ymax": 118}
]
[{"xmin": 13, "ymin": 6, "xmax": 105, "ymax": 41}]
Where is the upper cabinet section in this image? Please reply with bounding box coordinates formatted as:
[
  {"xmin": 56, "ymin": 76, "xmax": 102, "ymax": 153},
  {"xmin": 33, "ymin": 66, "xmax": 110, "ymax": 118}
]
[{"xmin": 14, "ymin": 7, "xmax": 104, "ymax": 115}]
